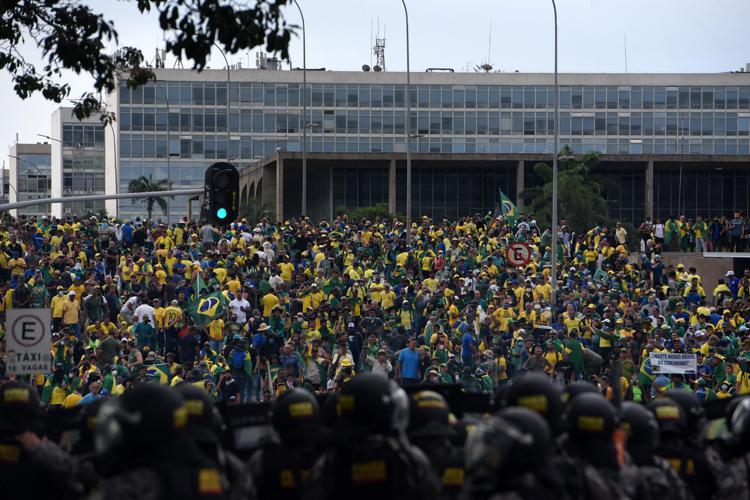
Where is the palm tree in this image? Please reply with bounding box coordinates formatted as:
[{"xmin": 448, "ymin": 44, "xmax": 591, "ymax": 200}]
[
  {"xmin": 522, "ymin": 145, "xmax": 615, "ymax": 234},
  {"xmin": 128, "ymin": 175, "xmax": 170, "ymax": 223}
]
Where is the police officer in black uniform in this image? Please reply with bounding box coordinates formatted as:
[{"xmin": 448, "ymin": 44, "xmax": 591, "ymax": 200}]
[
  {"xmin": 0, "ymin": 380, "xmax": 87, "ymax": 500},
  {"xmin": 248, "ymin": 388, "xmax": 326, "ymax": 500},
  {"xmin": 560, "ymin": 392, "xmax": 633, "ymax": 499},
  {"xmin": 176, "ymin": 383, "xmax": 255, "ymax": 500},
  {"xmin": 498, "ymin": 373, "xmax": 564, "ymax": 436},
  {"xmin": 407, "ymin": 390, "xmax": 465, "ymax": 499},
  {"xmin": 620, "ymin": 401, "xmax": 690, "ymax": 500},
  {"xmin": 461, "ymin": 406, "xmax": 569, "ymax": 500},
  {"xmin": 88, "ymin": 383, "xmax": 228, "ymax": 500},
  {"xmin": 304, "ymin": 373, "xmax": 440, "ymax": 500}
]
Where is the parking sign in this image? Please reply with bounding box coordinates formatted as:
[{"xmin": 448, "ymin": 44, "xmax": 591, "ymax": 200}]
[{"xmin": 6, "ymin": 309, "xmax": 52, "ymax": 375}]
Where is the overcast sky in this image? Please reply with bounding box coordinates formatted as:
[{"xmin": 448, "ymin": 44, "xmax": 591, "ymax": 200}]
[{"xmin": 2, "ymin": 0, "xmax": 749, "ymax": 164}]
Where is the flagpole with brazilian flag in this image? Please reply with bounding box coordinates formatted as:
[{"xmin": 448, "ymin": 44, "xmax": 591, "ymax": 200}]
[{"xmin": 498, "ymin": 189, "xmax": 519, "ymax": 227}]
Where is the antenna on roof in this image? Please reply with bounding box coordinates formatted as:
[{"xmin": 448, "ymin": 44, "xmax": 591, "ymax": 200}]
[
  {"xmin": 624, "ymin": 34, "xmax": 628, "ymax": 73},
  {"xmin": 373, "ymin": 20, "xmax": 386, "ymax": 72}
]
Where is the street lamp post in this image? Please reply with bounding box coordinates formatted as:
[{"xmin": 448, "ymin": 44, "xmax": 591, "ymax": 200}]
[
  {"xmin": 550, "ymin": 0, "xmax": 560, "ymax": 316},
  {"xmin": 292, "ymin": 0, "xmax": 308, "ymax": 218},
  {"xmin": 400, "ymin": 0, "xmax": 412, "ymax": 244},
  {"xmin": 213, "ymin": 43, "xmax": 231, "ymax": 161},
  {"xmin": 38, "ymin": 133, "xmax": 82, "ymax": 195},
  {"xmin": 153, "ymin": 80, "xmax": 172, "ymax": 223}
]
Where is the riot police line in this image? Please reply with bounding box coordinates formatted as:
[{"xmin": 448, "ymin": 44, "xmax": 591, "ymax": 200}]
[{"xmin": 3, "ymin": 374, "xmax": 750, "ymax": 500}]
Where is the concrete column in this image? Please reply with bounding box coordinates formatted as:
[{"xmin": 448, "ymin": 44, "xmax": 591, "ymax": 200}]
[
  {"xmin": 645, "ymin": 160, "xmax": 654, "ymax": 220},
  {"xmin": 388, "ymin": 158, "xmax": 397, "ymax": 214},
  {"xmin": 516, "ymin": 160, "xmax": 525, "ymax": 210},
  {"xmin": 329, "ymin": 166, "xmax": 334, "ymax": 221},
  {"xmin": 275, "ymin": 154, "xmax": 284, "ymax": 222}
]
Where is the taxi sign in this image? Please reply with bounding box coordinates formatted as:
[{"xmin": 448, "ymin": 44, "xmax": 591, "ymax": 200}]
[{"xmin": 6, "ymin": 309, "xmax": 51, "ymax": 375}]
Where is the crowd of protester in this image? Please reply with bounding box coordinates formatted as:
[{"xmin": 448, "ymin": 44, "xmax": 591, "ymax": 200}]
[
  {"xmin": 639, "ymin": 212, "xmax": 749, "ymax": 253},
  {"xmin": 0, "ymin": 212, "xmax": 748, "ymax": 404}
]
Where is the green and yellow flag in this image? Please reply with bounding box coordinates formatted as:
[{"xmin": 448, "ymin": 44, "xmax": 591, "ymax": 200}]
[
  {"xmin": 498, "ymin": 190, "xmax": 519, "ymax": 227},
  {"xmin": 187, "ymin": 291, "xmax": 227, "ymax": 329}
]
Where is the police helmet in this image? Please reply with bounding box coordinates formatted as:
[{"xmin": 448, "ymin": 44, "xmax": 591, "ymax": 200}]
[
  {"xmin": 95, "ymin": 384, "xmax": 188, "ymax": 459},
  {"xmin": 269, "ymin": 388, "xmax": 320, "ymax": 438},
  {"xmin": 647, "ymin": 397, "xmax": 688, "ymax": 436},
  {"xmin": 725, "ymin": 395, "xmax": 749, "ymax": 432},
  {"xmin": 321, "ymin": 392, "xmax": 340, "ymax": 429},
  {"xmin": 338, "ymin": 373, "xmax": 409, "ymax": 436},
  {"xmin": 408, "ymin": 390, "xmax": 455, "ymax": 439},
  {"xmin": 729, "ymin": 397, "xmax": 750, "ymax": 448},
  {"xmin": 175, "ymin": 383, "xmax": 226, "ymax": 444},
  {"xmin": 503, "ymin": 373, "xmax": 564, "ymax": 435},
  {"xmin": 621, "ymin": 401, "xmax": 659, "ymax": 465},
  {"xmin": 562, "ymin": 392, "xmax": 617, "ymax": 440},
  {"xmin": 663, "ymin": 389, "xmax": 705, "ymax": 438},
  {"xmin": 495, "ymin": 406, "xmax": 552, "ymax": 467},
  {"xmin": 561, "ymin": 381, "xmax": 598, "ymax": 406},
  {"xmin": 0, "ymin": 381, "xmax": 43, "ymax": 433}
]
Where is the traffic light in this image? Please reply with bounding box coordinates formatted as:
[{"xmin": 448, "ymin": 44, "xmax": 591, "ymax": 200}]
[{"xmin": 203, "ymin": 162, "xmax": 239, "ymax": 224}]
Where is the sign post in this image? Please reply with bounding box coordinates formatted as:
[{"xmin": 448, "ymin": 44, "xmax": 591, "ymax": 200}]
[
  {"xmin": 6, "ymin": 309, "xmax": 51, "ymax": 376},
  {"xmin": 507, "ymin": 242, "xmax": 532, "ymax": 267}
]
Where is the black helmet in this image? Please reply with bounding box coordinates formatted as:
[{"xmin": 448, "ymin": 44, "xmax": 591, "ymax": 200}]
[
  {"xmin": 729, "ymin": 397, "xmax": 750, "ymax": 449},
  {"xmin": 503, "ymin": 373, "xmax": 563, "ymax": 435},
  {"xmin": 321, "ymin": 392, "xmax": 340, "ymax": 429},
  {"xmin": 621, "ymin": 401, "xmax": 659, "ymax": 465},
  {"xmin": 77, "ymin": 398, "xmax": 108, "ymax": 449},
  {"xmin": 663, "ymin": 389, "xmax": 705, "ymax": 437},
  {"xmin": 408, "ymin": 390, "xmax": 454, "ymax": 439},
  {"xmin": 175, "ymin": 384, "xmax": 225, "ymax": 444},
  {"xmin": 0, "ymin": 381, "xmax": 43, "ymax": 433},
  {"xmin": 95, "ymin": 384, "xmax": 188, "ymax": 458},
  {"xmin": 338, "ymin": 373, "xmax": 408, "ymax": 436},
  {"xmin": 495, "ymin": 406, "xmax": 552, "ymax": 467},
  {"xmin": 270, "ymin": 388, "xmax": 320, "ymax": 439},
  {"xmin": 647, "ymin": 397, "xmax": 688, "ymax": 436},
  {"xmin": 563, "ymin": 392, "xmax": 617, "ymax": 440},
  {"xmin": 725, "ymin": 395, "xmax": 750, "ymax": 432},
  {"xmin": 561, "ymin": 381, "xmax": 598, "ymax": 406}
]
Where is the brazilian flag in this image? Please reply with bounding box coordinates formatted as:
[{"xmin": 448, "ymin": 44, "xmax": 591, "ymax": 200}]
[
  {"xmin": 192, "ymin": 274, "xmax": 208, "ymax": 301},
  {"xmin": 498, "ymin": 189, "xmax": 519, "ymax": 227},
  {"xmin": 187, "ymin": 291, "xmax": 227, "ymax": 329},
  {"xmin": 146, "ymin": 363, "xmax": 171, "ymax": 384}
]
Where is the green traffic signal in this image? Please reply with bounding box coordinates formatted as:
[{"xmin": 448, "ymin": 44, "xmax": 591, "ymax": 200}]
[{"xmin": 216, "ymin": 207, "xmax": 228, "ymax": 219}]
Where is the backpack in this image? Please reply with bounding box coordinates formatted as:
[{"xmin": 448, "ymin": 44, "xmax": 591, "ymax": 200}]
[{"xmin": 230, "ymin": 350, "xmax": 246, "ymax": 370}]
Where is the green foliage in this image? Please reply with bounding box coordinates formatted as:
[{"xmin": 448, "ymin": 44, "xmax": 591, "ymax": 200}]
[
  {"xmin": 128, "ymin": 175, "xmax": 170, "ymax": 223},
  {"xmin": 522, "ymin": 145, "xmax": 615, "ymax": 235},
  {"xmin": 239, "ymin": 197, "xmax": 272, "ymax": 224},
  {"xmin": 2, "ymin": 1, "xmax": 294, "ymax": 123},
  {"xmin": 336, "ymin": 203, "xmax": 401, "ymax": 223}
]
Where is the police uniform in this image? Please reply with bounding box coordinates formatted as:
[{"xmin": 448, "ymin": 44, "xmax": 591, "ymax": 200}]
[
  {"xmin": 87, "ymin": 383, "xmax": 229, "ymax": 500},
  {"xmin": 303, "ymin": 373, "xmax": 440, "ymax": 500},
  {"xmin": 248, "ymin": 388, "xmax": 326, "ymax": 500},
  {"xmin": 0, "ymin": 381, "xmax": 87, "ymax": 500}
]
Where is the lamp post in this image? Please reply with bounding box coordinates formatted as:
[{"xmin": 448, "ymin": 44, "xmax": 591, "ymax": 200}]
[
  {"xmin": 400, "ymin": 0, "xmax": 412, "ymax": 244},
  {"xmin": 550, "ymin": 0, "xmax": 560, "ymax": 316},
  {"xmin": 8, "ymin": 154, "xmax": 48, "ymax": 213},
  {"xmin": 153, "ymin": 80, "xmax": 172, "ymax": 223},
  {"xmin": 292, "ymin": 0, "xmax": 308, "ymax": 218},
  {"xmin": 213, "ymin": 43, "xmax": 231, "ymax": 161},
  {"xmin": 37, "ymin": 133, "xmax": 82, "ymax": 195}
]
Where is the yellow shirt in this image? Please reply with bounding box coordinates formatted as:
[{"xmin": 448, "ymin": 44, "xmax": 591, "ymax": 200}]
[
  {"xmin": 738, "ymin": 371, "xmax": 750, "ymax": 396},
  {"xmin": 227, "ymin": 278, "xmax": 242, "ymax": 296},
  {"xmin": 262, "ymin": 293, "xmax": 279, "ymax": 317},
  {"xmin": 163, "ymin": 306, "xmax": 183, "ymax": 327},
  {"xmin": 62, "ymin": 393, "xmax": 83, "ymax": 409},
  {"xmin": 62, "ymin": 299, "xmax": 80, "ymax": 324},
  {"xmin": 279, "ymin": 262, "xmax": 294, "ymax": 282},
  {"xmin": 380, "ymin": 290, "xmax": 396, "ymax": 310},
  {"xmin": 209, "ymin": 319, "xmax": 225, "ymax": 341},
  {"xmin": 51, "ymin": 294, "xmax": 66, "ymax": 318}
]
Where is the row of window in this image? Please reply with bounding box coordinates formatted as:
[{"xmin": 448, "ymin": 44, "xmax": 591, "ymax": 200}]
[
  {"xmin": 118, "ymin": 134, "xmax": 750, "ymax": 161},
  {"xmin": 62, "ymin": 125, "xmax": 105, "ymax": 148},
  {"xmin": 121, "ymin": 82, "xmax": 750, "ymax": 111},
  {"xmin": 119, "ymin": 108, "xmax": 750, "ymax": 138}
]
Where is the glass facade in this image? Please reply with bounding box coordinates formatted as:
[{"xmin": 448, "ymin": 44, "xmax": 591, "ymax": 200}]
[
  {"xmin": 62, "ymin": 123, "xmax": 105, "ymax": 215},
  {"xmin": 116, "ymin": 77, "xmax": 750, "ymax": 221},
  {"xmin": 16, "ymin": 153, "xmax": 51, "ymax": 218}
]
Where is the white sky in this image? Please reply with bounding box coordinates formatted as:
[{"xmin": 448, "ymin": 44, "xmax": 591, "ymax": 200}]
[{"xmin": 1, "ymin": 0, "xmax": 749, "ymax": 163}]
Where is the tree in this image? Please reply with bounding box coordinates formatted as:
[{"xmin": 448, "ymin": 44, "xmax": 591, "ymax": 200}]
[
  {"xmin": 522, "ymin": 145, "xmax": 614, "ymax": 235},
  {"xmin": 128, "ymin": 175, "xmax": 170, "ymax": 222},
  {"xmin": 239, "ymin": 197, "xmax": 272, "ymax": 225},
  {"xmin": 1, "ymin": 1, "xmax": 294, "ymax": 122}
]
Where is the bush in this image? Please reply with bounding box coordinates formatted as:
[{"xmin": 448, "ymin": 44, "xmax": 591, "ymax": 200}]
[{"xmin": 335, "ymin": 203, "xmax": 403, "ymax": 223}]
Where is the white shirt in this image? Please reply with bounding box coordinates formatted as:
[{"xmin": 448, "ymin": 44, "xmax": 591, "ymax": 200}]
[
  {"xmin": 120, "ymin": 296, "xmax": 138, "ymax": 315},
  {"xmin": 268, "ymin": 274, "xmax": 284, "ymax": 291},
  {"xmin": 228, "ymin": 298, "xmax": 250, "ymax": 323},
  {"xmin": 654, "ymin": 224, "xmax": 665, "ymax": 238},
  {"xmin": 134, "ymin": 304, "xmax": 155, "ymax": 324}
]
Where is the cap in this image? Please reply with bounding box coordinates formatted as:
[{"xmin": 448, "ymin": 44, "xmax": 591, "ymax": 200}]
[{"xmin": 68, "ymin": 291, "xmax": 76, "ymax": 296}]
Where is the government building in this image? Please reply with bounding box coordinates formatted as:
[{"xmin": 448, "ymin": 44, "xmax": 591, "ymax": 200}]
[{"xmin": 10, "ymin": 63, "xmax": 750, "ymax": 223}]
